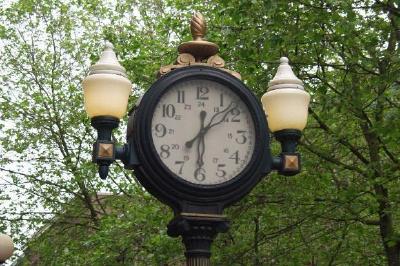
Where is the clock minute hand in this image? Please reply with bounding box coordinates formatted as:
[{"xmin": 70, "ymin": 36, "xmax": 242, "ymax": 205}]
[
  {"xmin": 193, "ymin": 134, "xmax": 205, "ymax": 181},
  {"xmin": 204, "ymin": 101, "xmax": 237, "ymax": 131}
]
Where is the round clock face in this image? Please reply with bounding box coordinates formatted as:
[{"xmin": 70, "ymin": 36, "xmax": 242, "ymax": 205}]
[{"xmin": 151, "ymin": 79, "xmax": 256, "ymax": 185}]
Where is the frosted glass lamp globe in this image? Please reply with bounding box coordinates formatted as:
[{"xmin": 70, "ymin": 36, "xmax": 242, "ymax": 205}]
[
  {"xmin": 261, "ymin": 57, "xmax": 310, "ymax": 132},
  {"xmin": 0, "ymin": 233, "xmax": 14, "ymax": 262},
  {"xmin": 82, "ymin": 42, "xmax": 132, "ymax": 119}
]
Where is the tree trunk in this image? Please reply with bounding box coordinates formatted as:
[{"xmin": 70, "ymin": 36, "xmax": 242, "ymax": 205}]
[
  {"xmin": 375, "ymin": 184, "xmax": 400, "ymax": 266},
  {"xmin": 362, "ymin": 122, "xmax": 399, "ymax": 266}
]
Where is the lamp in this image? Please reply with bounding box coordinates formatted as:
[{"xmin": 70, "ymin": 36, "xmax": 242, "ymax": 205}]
[
  {"xmin": 0, "ymin": 233, "xmax": 14, "ymax": 264},
  {"xmin": 83, "ymin": 41, "xmax": 132, "ymax": 119},
  {"xmin": 261, "ymin": 57, "xmax": 310, "ymax": 175},
  {"xmin": 82, "ymin": 41, "xmax": 132, "ymax": 178}
]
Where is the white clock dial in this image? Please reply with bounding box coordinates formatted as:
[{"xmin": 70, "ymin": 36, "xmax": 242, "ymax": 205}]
[{"xmin": 151, "ymin": 79, "xmax": 255, "ymax": 185}]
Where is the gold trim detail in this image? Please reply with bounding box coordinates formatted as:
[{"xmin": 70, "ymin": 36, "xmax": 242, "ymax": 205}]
[
  {"xmin": 283, "ymin": 155, "xmax": 299, "ymax": 171},
  {"xmin": 159, "ymin": 13, "xmax": 241, "ymax": 80},
  {"xmin": 190, "ymin": 13, "xmax": 206, "ymax": 41},
  {"xmin": 180, "ymin": 212, "xmax": 227, "ymax": 219},
  {"xmin": 98, "ymin": 143, "xmax": 114, "ymax": 158}
]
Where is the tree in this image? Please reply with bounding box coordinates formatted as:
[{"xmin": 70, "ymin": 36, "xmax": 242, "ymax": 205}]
[
  {"xmin": 1, "ymin": 0, "xmax": 399, "ymax": 265},
  {"xmin": 190, "ymin": 0, "xmax": 399, "ymax": 265},
  {"xmin": 0, "ymin": 0, "xmax": 182, "ymax": 264}
]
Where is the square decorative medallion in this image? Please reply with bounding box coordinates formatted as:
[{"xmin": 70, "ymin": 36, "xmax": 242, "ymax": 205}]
[
  {"xmin": 98, "ymin": 143, "xmax": 114, "ymax": 159},
  {"xmin": 283, "ymin": 155, "xmax": 299, "ymax": 171}
]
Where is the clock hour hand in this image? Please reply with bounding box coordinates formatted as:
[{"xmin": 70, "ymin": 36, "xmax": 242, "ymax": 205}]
[
  {"xmin": 185, "ymin": 110, "xmax": 207, "ymax": 148},
  {"xmin": 196, "ymin": 102, "xmax": 237, "ymax": 170},
  {"xmin": 186, "ymin": 102, "xmax": 237, "ymax": 149}
]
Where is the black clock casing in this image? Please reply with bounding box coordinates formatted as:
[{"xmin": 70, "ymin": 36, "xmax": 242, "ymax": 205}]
[{"xmin": 128, "ymin": 66, "xmax": 272, "ymax": 214}]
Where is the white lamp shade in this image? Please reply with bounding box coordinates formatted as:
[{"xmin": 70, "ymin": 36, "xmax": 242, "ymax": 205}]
[
  {"xmin": 261, "ymin": 88, "xmax": 310, "ymax": 132},
  {"xmin": 83, "ymin": 73, "xmax": 132, "ymax": 119},
  {"xmin": 0, "ymin": 233, "xmax": 14, "ymax": 261}
]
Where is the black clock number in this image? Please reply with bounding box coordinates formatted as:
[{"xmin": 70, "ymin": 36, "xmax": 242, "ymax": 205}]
[
  {"xmin": 160, "ymin": 144, "xmax": 170, "ymax": 159},
  {"xmin": 236, "ymin": 130, "xmax": 247, "ymax": 144},
  {"xmin": 171, "ymin": 144, "xmax": 180, "ymax": 150},
  {"xmin": 154, "ymin": 123, "xmax": 167, "ymax": 137},
  {"xmin": 194, "ymin": 168, "xmax": 206, "ymax": 181},
  {"xmin": 196, "ymin": 87, "xmax": 209, "ymax": 100},
  {"xmin": 216, "ymin": 164, "xmax": 226, "ymax": 178},
  {"xmin": 177, "ymin": 90, "xmax": 185, "ymax": 103},
  {"xmin": 229, "ymin": 150, "xmax": 240, "ymax": 164},
  {"xmin": 175, "ymin": 161, "xmax": 185, "ymax": 174},
  {"xmin": 162, "ymin": 104, "xmax": 176, "ymax": 118},
  {"xmin": 230, "ymin": 108, "xmax": 240, "ymax": 122},
  {"xmin": 224, "ymin": 107, "xmax": 241, "ymax": 122}
]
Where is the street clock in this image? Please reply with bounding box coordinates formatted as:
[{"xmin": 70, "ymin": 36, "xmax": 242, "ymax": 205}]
[
  {"xmin": 83, "ymin": 12, "xmax": 310, "ymax": 265},
  {"xmin": 130, "ymin": 65, "xmax": 270, "ymax": 213}
]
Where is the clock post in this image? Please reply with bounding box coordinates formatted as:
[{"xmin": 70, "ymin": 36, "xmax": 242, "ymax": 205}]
[
  {"xmin": 157, "ymin": 13, "xmax": 248, "ymax": 265},
  {"xmin": 167, "ymin": 213, "xmax": 229, "ymax": 265},
  {"xmin": 82, "ymin": 12, "xmax": 311, "ymax": 266}
]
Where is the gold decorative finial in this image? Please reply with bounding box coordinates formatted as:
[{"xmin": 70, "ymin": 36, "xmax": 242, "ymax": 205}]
[
  {"xmin": 178, "ymin": 12, "xmax": 218, "ymax": 61},
  {"xmin": 191, "ymin": 13, "xmax": 206, "ymax": 41},
  {"xmin": 159, "ymin": 12, "xmax": 241, "ymax": 80}
]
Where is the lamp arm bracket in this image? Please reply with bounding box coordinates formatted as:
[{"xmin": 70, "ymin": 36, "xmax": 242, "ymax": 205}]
[
  {"xmin": 91, "ymin": 116, "xmax": 141, "ymax": 179},
  {"xmin": 93, "ymin": 141, "xmax": 141, "ymax": 179},
  {"xmin": 272, "ymin": 156, "xmax": 283, "ymax": 170},
  {"xmin": 116, "ymin": 141, "xmax": 141, "ymax": 170},
  {"xmin": 270, "ymin": 129, "xmax": 303, "ymax": 176},
  {"xmin": 272, "ymin": 153, "xmax": 301, "ymax": 176}
]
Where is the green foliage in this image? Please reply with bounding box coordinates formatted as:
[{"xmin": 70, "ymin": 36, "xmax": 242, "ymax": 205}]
[
  {"xmin": 17, "ymin": 192, "xmax": 183, "ymax": 265},
  {"xmin": 0, "ymin": 0, "xmax": 399, "ymax": 265}
]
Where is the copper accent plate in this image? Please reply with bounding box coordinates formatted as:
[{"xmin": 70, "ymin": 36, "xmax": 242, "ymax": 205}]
[
  {"xmin": 98, "ymin": 143, "xmax": 114, "ymax": 158},
  {"xmin": 283, "ymin": 155, "xmax": 299, "ymax": 171}
]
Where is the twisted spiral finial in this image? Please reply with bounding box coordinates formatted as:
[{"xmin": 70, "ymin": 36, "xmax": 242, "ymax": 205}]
[{"xmin": 190, "ymin": 13, "xmax": 206, "ymax": 41}]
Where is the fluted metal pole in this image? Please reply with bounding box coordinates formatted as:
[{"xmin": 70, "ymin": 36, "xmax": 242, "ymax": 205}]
[
  {"xmin": 167, "ymin": 214, "xmax": 230, "ymax": 266},
  {"xmin": 187, "ymin": 257, "xmax": 211, "ymax": 266}
]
